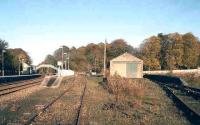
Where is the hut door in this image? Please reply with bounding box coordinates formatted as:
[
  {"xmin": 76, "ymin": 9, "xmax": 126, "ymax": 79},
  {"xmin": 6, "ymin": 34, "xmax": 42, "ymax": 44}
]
[{"xmin": 126, "ymin": 63, "xmax": 137, "ymax": 78}]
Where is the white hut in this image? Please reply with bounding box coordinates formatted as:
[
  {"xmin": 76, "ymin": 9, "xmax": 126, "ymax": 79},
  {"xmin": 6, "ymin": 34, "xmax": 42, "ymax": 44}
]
[{"xmin": 110, "ymin": 53, "xmax": 143, "ymax": 78}]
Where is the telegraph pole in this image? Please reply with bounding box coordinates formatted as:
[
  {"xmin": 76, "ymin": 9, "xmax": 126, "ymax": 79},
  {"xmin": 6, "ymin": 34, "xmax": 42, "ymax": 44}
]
[
  {"xmin": 94, "ymin": 57, "xmax": 96, "ymax": 73},
  {"xmin": 103, "ymin": 39, "xmax": 107, "ymax": 81}
]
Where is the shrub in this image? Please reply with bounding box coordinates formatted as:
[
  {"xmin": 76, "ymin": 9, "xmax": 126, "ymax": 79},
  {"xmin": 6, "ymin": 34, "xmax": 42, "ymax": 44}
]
[{"xmin": 107, "ymin": 74, "xmax": 146, "ymax": 106}]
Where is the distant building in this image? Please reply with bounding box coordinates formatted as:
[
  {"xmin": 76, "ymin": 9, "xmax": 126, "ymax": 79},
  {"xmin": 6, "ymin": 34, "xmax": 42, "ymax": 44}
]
[
  {"xmin": 110, "ymin": 52, "xmax": 143, "ymax": 78},
  {"xmin": 22, "ymin": 62, "xmax": 31, "ymax": 74}
]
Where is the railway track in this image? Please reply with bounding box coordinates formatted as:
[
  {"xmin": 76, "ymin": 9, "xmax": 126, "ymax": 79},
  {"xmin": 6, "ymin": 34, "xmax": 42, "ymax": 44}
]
[
  {"xmin": 182, "ymin": 86, "xmax": 200, "ymax": 99},
  {"xmin": 162, "ymin": 85, "xmax": 200, "ymax": 124},
  {"xmin": 0, "ymin": 78, "xmax": 40, "ymax": 87},
  {"xmin": 0, "ymin": 77, "xmax": 43, "ymax": 96},
  {"xmin": 24, "ymin": 75, "xmax": 88, "ymax": 125},
  {"xmin": 75, "ymin": 76, "xmax": 87, "ymax": 125},
  {"xmin": 145, "ymin": 79, "xmax": 200, "ymax": 124},
  {"xmin": 158, "ymin": 82, "xmax": 200, "ymax": 100}
]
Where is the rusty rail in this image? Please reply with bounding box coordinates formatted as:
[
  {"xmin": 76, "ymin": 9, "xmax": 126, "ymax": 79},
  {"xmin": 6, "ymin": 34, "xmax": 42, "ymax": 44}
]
[
  {"xmin": 75, "ymin": 77, "xmax": 87, "ymax": 125},
  {"xmin": 0, "ymin": 78, "xmax": 43, "ymax": 96},
  {"xmin": 24, "ymin": 76, "xmax": 75, "ymax": 125}
]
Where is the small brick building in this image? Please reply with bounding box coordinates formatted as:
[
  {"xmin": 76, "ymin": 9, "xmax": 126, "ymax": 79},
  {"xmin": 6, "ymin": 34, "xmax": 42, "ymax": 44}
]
[{"xmin": 110, "ymin": 53, "xmax": 143, "ymax": 78}]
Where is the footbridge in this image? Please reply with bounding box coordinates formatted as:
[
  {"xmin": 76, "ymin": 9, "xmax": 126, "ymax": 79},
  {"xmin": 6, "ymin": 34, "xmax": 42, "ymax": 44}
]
[
  {"xmin": 35, "ymin": 64, "xmax": 74, "ymax": 76},
  {"xmin": 35, "ymin": 64, "xmax": 58, "ymax": 71}
]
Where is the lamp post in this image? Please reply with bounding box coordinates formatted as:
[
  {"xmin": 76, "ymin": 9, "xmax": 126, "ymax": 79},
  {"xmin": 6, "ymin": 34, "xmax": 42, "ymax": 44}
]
[
  {"xmin": 59, "ymin": 46, "xmax": 65, "ymax": 70},
  {"xmin": 67, "ymin": 53, "xmax": 70, "ymax": 70},
  {"xmin": 2, "ymin": 50, "xmax": 6, "ymax": 76},
  {"xmin": 64, "ymin": 61, "xmax": 66, "ymax": 70},
  {"xmin": 103, "ymin": 39, "xmax": 107, "ymax": 82},
  {"xmin": 64, "ymin": 53, "xmax": 67, "ymax": 70},
  {"xmin": 18, "ymin": 57, "xmax": 21, "ymax": 76},
  {"xmin": 18, "ymin": 58, "xmax": 24, "ymax": 76},
  {"xmin": 28, "ymin": 61, "xmax": 31, "ymax": 74},
  {"xmin": 29, "ymin": 66, "xmax": 31, "ymax": 74}
]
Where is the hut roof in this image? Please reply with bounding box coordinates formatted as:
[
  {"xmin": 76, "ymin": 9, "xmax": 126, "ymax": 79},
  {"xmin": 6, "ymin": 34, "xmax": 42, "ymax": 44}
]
[{"xmin": 110, "ymin": 52, "xmax": 143, "ymax": 62}]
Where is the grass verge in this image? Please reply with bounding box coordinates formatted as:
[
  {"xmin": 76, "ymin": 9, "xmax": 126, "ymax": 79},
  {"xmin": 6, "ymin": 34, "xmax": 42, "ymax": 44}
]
[{"xmin": 85, "ymin": 76, "xmax": 190, "ymax": 125}]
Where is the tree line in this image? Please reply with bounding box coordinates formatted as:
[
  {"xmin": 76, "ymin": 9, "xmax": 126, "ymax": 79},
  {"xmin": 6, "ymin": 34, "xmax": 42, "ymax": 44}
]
[
  {"xmin": 0, "ymin": 39, "xmax": 32, "ymax": 75},
  {"xmin": 141, "ymin": 32, "xmax": 200, "ymax": 70},
  {"xmin": 41, "ymin": 39, "xmax": 135, "ymax": 73},
  {"xmin": 42, "ymin": 32, "xmax": 200, "ymax": 72}
]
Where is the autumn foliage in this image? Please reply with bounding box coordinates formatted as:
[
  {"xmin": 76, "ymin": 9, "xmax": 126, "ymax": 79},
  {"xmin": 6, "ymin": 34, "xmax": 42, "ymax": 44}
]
[
  {"xmin": 0, "ymin": 39, "xmax": 32, "ymax": 75},
  {"xmin": 43, "ymin": 32, "xmax": 200, "ymax": 72},
  {"xmin": 141, "ymin": 32, "xmax": 200, "ymax": 70}
]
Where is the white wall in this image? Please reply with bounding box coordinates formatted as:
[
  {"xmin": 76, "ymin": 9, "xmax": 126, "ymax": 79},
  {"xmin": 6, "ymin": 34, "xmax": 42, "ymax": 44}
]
[
  {"xmin": 110, "ymin": 62, "xmax": 126, "ymax": 77},
  {"xmin": 143, "ymin": 68, "xmax": 200, "ymax": 75},
  {"xmin": 57, "ymin": 69, "xmax": 74, "ymax": 76},
  {"xmin": 110, "ymin": 61, "xmax": 143, "ymax": 78}
]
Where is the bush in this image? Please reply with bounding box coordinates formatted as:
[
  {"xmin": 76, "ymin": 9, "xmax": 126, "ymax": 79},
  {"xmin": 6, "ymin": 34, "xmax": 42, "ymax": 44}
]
[{"xmin": 107, "ymin": 74, "xmax": 146, "ymax": 106}]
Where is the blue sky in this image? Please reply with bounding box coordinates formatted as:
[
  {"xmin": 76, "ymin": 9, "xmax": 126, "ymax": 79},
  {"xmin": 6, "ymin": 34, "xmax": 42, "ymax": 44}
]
[{"xmin": 0, "ymin": 0, "xmax": 200, "ymax": 64}]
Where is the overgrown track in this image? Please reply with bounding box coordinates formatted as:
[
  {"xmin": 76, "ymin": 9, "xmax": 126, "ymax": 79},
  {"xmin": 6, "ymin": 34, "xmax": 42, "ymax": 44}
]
[
  {"xmin": 24, "ymin": 75, "xmax": 88, "ymax": 125},
  {"xmin": 24, "ymin": 76, "xmax": 76, "ymax": 125},
  {"xmin": 144, "ymin": 75, "xmax": 200, "ymax": 124},
  {"xmin": 163, "ymin": 85, "xmax": 200, "ymax": 124},
  {"xmin": 0, "ymin": 77, "xmax": 43, "ymax": 96},
  {"xmin": 182, "ymin": 86, "xmax": 200, "ymax": 99},
  {"xmin": 157, "ymin": 83, "xmax": 200, "ymax": 100},
  {"xmin": 185, "ymin": 86, "xmax": 200, "ymax": 93},
  {"xmin": 75, "ymin": 75, "xmax": 87, "ymax": 125}
]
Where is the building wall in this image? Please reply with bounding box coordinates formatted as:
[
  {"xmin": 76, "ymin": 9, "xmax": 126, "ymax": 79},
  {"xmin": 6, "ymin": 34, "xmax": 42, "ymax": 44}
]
[
  {"xmin": 110, "ymin": 61, "xmax": 126, "ymax": 77},
  {"xmin": 136, "ymin": 63, "xmax": 143, "ymax": 78},
  {"xmin": 110, "ymin": 61, "xmax": 143, "ymax": 78}
]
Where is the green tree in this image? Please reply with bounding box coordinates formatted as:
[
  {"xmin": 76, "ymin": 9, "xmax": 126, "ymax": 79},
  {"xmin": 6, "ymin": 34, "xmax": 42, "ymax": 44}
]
[
  {"xmin": 107, "ymin": 39, "xmax": 134, "ymax": 60},
  {"xmin": 8, "ymin": 48, "xmax": 32, "ymax": 65},
  {"xmin": 53, "ymin": 46, "xmax": 70, "ymax": 61},
  {"xmin": 198, "ymin": 55, "xmax": 200, "ymax": 67},
  {"xmin": 182, "ymin": 33, "xmax": 199, "ymax": 68},
  {"xmin": 85, "ymin": 43, "xmax": 104, "ymax": 72},
  {"xmin": 0, "ymin": 39, "xmax": 32, "ymax": 75},
  {"xmin": 43, "ymin": 55, "xmax": 57, "ymax": 66},
  {"xmin": 38, "ymin": 55, "xmax": 57, "ymax": 74},
  {"xmin": 140, "ymin": 36, "xmax": 161, "ymax": 70},
  {"xmin": 0, "ymin": 38, "xmax": 8, "ymax": 51},
  {"xmin": 169, "ymin": 33, "xmax": 184, "ymax": 68},
  {"xmin": 198, "ymin": 43, "xmax": 200, "ymax": 67},
  {"xmin": 70, "ymin": 47, "xmax": 88, "ymax": 71}
]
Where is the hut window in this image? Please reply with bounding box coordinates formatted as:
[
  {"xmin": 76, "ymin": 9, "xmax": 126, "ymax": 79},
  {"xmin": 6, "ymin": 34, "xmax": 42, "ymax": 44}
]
[{"xmin": 126, "ymin": 63, "xmax": 138, "ymax": 77}]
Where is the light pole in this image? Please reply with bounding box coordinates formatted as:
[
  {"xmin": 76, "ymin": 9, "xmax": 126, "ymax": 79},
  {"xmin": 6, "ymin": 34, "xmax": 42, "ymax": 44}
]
[
  {"xmin": 103, "ymin": 39, "xmax": 107, "ymax": 82},
  {"xmin": 64, "ymin": 53, "xmax": 67, "ymax": 70},
  {"xmin": 2, "ymin": 50, "xmax": 6, "ymax": 76},
  {"xmin": 28, "ymin": 61, "xmax": 31, "ymax": 74},
  {"xmin": 64, "ymin": 61, "xmax": 66, "ymax": 70},
  {"xmin": 29, "ymin": 67, "xmax": 31, "ymax": 74},
  {"xmin": 60, "ymin": 46, "xmax": 64, "ymax": 70},
  {"xmin": 18, "ymin": 58, "xmax": 24, "ymax": 76},
  {"xmin": 67, "ymin": 53, "xmax": 70, "ymax": 70},
  {"xmin": 18, "ymin": 57, "xmax": 21, "ymax": 76}
]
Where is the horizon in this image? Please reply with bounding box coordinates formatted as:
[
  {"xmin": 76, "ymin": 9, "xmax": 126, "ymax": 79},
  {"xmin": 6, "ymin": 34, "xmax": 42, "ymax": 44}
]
[{"xmin": 0, "ymin": 0, "xmax": 200, "ymax": 65}]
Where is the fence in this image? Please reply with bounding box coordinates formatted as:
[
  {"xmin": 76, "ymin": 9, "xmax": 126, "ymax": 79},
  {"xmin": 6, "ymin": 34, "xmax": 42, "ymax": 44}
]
[{"xmin": 143, "ymin": 67, "xmax": 200, "ymax": 75}]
